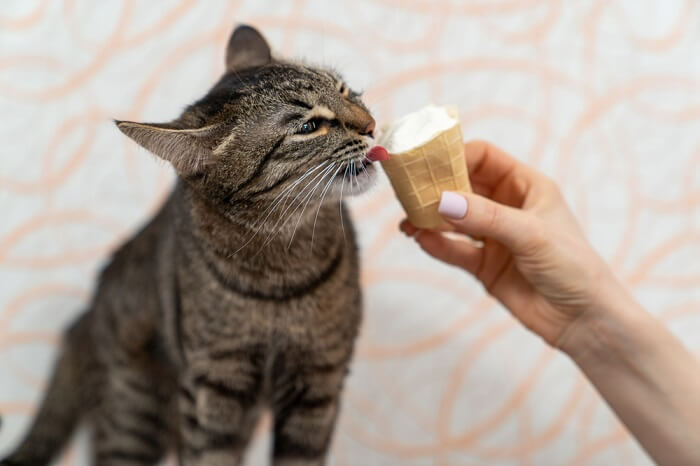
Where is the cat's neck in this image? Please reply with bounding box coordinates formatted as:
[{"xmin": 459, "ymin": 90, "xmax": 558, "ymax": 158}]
[{"xmin": 175, "ymin": 182, "xmax": 345, "ymax": 268}]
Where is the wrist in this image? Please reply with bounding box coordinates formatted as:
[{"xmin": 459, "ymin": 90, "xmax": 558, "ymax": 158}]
[
  {"xmin": 555, "ymin": 270, "xmax": 700, "ymax": 465},
  {"xmin": 556, "ymin": 268, "xmax": 649, "ymax": 365}
]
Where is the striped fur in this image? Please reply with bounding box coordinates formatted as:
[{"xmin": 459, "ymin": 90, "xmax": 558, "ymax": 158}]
[{"xmin": 1, "ymin": 24, "xmax": 375, "ymax": 466}]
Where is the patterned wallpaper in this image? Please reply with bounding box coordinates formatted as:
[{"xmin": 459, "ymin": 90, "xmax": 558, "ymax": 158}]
[{"xmin": 2, "ymin": 1, "xmax": 700, "ymax": 464}]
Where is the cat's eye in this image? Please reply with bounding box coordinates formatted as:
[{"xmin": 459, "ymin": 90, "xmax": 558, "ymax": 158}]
[{"xmin": 298, "ymin": 118, "xmax": 322, "ymax": 135}]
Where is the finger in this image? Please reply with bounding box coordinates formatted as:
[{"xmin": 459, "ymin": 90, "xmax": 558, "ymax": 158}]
[
  {"xmin": 470, "ymin": 181, "xmax": 494, "ymax": 197},
  {"xmin": 465, "ymin": 140, "xmax": 521, "ymax": 183},
  {"xmin": 414, "ymin": 230, "xmax": 483, "ymax": 275},
  {"xmin": 399, "ymin": 219, "xmax": 419, "ymax": 236},
  {"xmin": 465, "ymin": 140, "xmax": 535, "ymax": 191},
  {"xmin": 437, "ymin": 191, "xmax": 542, "ymax": 255},
  {"xmin": 487, "ymin": 166, "xmax": 530, "ymax": 208},
  {"xmin": 400, "ymin": 218, "xmax": 455, "ymax": 235}
]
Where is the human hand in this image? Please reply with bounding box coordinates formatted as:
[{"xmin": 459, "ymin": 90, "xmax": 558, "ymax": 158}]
[
  {"xmin": 400, "ymin": 141, "xmax": 622, "ymax": 348},
  {"xmin": 401, "ymin": 141, "xmax": 700, "ymax": 465}
]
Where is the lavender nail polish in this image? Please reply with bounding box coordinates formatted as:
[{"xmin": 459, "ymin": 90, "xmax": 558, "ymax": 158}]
[{"xmin": 438, "ymin": 191, "xmax": 467, "ymax": 219}]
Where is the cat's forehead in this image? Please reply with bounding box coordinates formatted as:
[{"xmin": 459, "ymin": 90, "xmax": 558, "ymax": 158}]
[
  {"xmin": 277, "ymin": 64, "xmax": 345, "ymax": 90},
  {"xmin": 221, "ymin": 64, "xmax": 342, "ymax": 93},
  {"xmin": 189, "ymin": 63, "xmax": 353, "ymax": 123},
  {"xmin": 311, "ymin": 66, "xmax": 344, "ymax": 87},
  {"xmin": 287, "ymin": 65, "xmax": 355, "ymax": 100}
]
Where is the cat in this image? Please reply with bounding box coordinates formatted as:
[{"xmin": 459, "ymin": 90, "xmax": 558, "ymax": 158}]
[{"xmin": 1, "ymin": 24, "xmax": 377, "ymax": 466}]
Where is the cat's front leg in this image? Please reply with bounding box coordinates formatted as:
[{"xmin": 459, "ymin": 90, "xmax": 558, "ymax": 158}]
[
  {"xmin": 178, "ymin": 355, "xmax": 264, "ymax": 466},
  {"xmin": 271, "ymin": 367, "xmax": 347, "ymax": 466}
]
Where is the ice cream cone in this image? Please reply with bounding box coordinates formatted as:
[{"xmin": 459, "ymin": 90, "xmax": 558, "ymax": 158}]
[{"xmin": 380, "ymin": 111, "xmax": 472, "ymax": 229}]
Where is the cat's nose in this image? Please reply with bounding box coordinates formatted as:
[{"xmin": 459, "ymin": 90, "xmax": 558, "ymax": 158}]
[
  {"xmin": 361, "ymin": 118, "xmax": 376, "ymax": 137},
  {"xmin": 340, "ymin": 104, "xmax": 376, "ymax": 137}
]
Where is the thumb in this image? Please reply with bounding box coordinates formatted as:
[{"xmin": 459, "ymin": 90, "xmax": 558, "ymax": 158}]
[{"xmin": 437, "ymin": 191, "xmax": 540, "ymax": 254}]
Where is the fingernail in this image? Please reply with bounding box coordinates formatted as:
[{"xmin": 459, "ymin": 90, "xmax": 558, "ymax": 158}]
[{"xmin": 438, "ymin": 191, "xmax": 467, "ymax": 219}]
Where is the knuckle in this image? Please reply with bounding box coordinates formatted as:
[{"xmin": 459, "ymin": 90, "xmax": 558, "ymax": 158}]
[
  {"xmin": 542, "ymin": 174, "xmax": 563, "ymax": 197},
  {"xmin": 465, "ymin": 139, "xmax": 488, "ymax": 153},
  {"xmin": 522, "ymin": 219, "xmax": 549, "ymax": 252},
  {"xmin": 481, "ymin": 201, "xmax": 501, "ymax": 232}
]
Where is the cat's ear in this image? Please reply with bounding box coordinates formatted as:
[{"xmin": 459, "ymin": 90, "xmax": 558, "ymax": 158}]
[
  {"xmin": 115, "ymin": 120, "xmax": 217, "ymax": 175},
  {"xmin": 225, "ymin": 24, "xmax": 272, "ymax": 72}
]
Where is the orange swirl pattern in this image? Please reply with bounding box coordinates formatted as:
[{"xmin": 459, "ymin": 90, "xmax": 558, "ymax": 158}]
[{"xmin": 2, "ymin": 1, "xmax": 699, "ymax": 465}]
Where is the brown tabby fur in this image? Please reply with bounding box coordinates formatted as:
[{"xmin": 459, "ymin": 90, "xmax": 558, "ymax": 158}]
[{"xmin": 1, "ymin": 24, "xmax": 377, "ymax": 466}]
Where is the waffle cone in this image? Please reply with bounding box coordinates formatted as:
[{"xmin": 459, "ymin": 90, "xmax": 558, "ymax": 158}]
[{"xmin": 381, "ymin": 118, "xmax": 471, "ymax": 229}]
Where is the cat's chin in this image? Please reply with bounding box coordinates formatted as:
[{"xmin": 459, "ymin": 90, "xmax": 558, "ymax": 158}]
[{"xmin": 329, "ymin": 160, "xmax": 378, "ymax": 198}]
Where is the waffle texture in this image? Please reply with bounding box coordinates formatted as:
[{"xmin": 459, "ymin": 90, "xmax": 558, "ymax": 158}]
[{"xmin": 381, "ymin": 118, "xmax": 472, "ymax": 228}]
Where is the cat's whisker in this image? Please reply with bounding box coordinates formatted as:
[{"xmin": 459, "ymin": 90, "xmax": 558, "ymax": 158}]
[
  {"xmin": 231, "ymin": 161, "xmax": 330, "ymax": 256},
  {"xmin": 287, "ymin": 162, "xmax": 341, "ymax": 250},
  {"xmin": 352, "ymin": 161, "xmax": 360, "ymax": 192},
  {"xmin": 359, "ymin": 158, "xmax": 370, "ymax": 182},
  {"xmin": 258, "ymin": 162, "xmax": 337, "ymax": 254},
  {"xmin": 311, "ymin": 163, "xmax": 344, "ymax": 251},
  {"xmin": 265, "ymin": 164, "xmax": 328, "ymax": 213},
  {"xmin": 262, "ymin": 166, "xmax": 334, "ymax": 249},
  {"xmin": 277, "ymin": 162, "xmax": 336, "ymax": 228},
  {"xmin": 247, "ymin": 167, "xmax": 321, "ymax": 236},
  {"xmin": 255, "ymin": 161, "xmax": 330, "ymax": 226},
  {"xmin": 349, "ymin": 161, "xmax": 355, "ymax": 196},
  {"xmin": 338, "ymin": 164, "xmax": 349, "ymax": 243}
]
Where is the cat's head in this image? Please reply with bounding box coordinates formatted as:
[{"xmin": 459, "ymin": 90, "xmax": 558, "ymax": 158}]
[{"xmin": 116, "ymin": 25, "xmax": 378, "ymax": 211}]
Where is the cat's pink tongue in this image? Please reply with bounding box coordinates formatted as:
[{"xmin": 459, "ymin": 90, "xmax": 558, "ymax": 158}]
[{"xmin": 366, "ymin": 145, "xmax": 390, "ymax": 162}]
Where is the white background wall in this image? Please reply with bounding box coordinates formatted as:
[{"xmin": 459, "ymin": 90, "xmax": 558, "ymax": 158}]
[{"xmin": 2, "ymin": 1, "xmax": 700, "ymax": 464}]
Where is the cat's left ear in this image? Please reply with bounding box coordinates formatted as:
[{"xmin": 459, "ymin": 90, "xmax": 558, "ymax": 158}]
[
  {"xmin": 115, "ymin": 121, "xmax": 217, "ymax": 176},
  {"xmin": 225, "ymin": 24, "xmax": 272, "ymax": 72}
]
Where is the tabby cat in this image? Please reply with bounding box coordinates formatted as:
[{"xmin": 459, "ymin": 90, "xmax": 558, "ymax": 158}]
[{"xmin": 1, "ymin": 24, "xmax": 377, "ymax": 466}]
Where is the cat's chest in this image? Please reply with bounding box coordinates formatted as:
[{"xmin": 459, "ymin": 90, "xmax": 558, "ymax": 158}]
[{"xmin": 177, "ymin": 242, "xmax": 361, "ymax": 354}]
